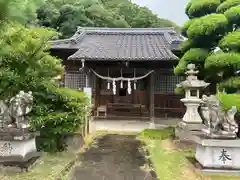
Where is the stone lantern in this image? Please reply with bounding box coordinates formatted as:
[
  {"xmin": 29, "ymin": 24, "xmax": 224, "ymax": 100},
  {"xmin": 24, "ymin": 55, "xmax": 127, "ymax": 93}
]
[{"xmin": 177, "ymin": 64, "xmax": 210, "ymax": 131}]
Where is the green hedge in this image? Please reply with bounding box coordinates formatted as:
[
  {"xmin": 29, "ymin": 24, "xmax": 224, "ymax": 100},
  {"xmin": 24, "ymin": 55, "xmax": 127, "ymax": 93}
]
[
  {"xmin": 174, "ymin": 87, "xmax": 185, "ymax": 95},
  {"xmin": 174, "ymin": 61, "xmax": 186, "ymax": 75},
  {"xmin": 205, "ymin": 52, "xmax": 240, "ymax": 71},
  {"xmin": 218, "ymin": 93, "xmax": 240, "ymax": 123},
  {"xmin": 187, "ymin": 0, "xmax": 221, "ymax": 18},
  {"xmin": 217, "ymin": 0, "xmax": 240, "ymax": 13},
  {"xmin": 185, "ymin": 1, "xmax": 192, "ymax": 17},
  {"xmin": 219, "ymin": 30, "xmax": 240, "ymax": 51},
  {"xmin": 224, "ymin": 5, "xmax": 240, "ymax": 26},
  {"xmin": 181, "ymin": 48, "xmax": 209, "ymax": 63},
  {"xmin": 30, "ymin": 85, "xmax": 89, "ymax": 152},
  {"xmin": 218, "ymin": 93, "xmax": 240, "ymax": 111},
  {"xmin": 181, "ymin": 19, "xmax": 195, "ymax": 37},
  {"xmin": 180, "ymin": 39, "xmax": 194, "ymax": 53},
  {"xmin": 174, "ymin": 48, "xmax": 209, "ymax": 75},
  {"xmin": 187, "ymin": 13, "xmax": 228, "ymax": 39},
  {"xmin": 219, "ymin": 77, "xmax": 240, "ymax": 92}
]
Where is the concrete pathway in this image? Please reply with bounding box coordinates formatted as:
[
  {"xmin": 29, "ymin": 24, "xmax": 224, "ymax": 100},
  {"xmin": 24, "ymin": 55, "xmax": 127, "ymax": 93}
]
[
  {"xmin": 71, "ymin": 134, "xmax": 157, "ymax": 180},
  {"xmin": 89, "ymin": 119, "xmax": 180, "ymax": 133}
]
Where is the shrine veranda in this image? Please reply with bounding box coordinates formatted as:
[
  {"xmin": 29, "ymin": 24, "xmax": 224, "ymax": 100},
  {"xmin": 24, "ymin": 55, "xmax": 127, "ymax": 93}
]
[{"xmin": 50, "ymin": 27, "xmax": 205, "ymax": 121}]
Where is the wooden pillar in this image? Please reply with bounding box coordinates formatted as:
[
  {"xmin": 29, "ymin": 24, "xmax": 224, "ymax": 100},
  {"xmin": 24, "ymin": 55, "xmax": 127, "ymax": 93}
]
[
  {"xmin": 85, "ymin": 69, "xmax": 91, "ymax": 88},
  {"xmin": 94, "ymin": 76, "xmax": 100, "ymax": 110},
  {"xmin": 149, "ymin": 72, "xmax": 155, "ymax": 124}
]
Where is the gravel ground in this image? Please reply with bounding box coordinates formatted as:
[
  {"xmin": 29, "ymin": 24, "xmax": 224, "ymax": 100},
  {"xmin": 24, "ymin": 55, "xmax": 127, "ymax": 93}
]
[{"xmin": 71, "ymin": 134, "xmax": 157, "ymax": 180}]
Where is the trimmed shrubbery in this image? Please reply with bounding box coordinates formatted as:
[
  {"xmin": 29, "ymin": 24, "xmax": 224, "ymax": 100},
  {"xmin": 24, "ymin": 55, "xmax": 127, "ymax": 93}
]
[
  {"xmin": 187, "ymin": 13, "xmax": 228, "ymax": 39},
  {"xmin": 187, "ymin": 0, "xmax": 221, "ymax": 18},
  {"xmin": 218, "ymin": 93, "xmax": 240, "ymax": 121},
  {"xmin": 224, "ymin": 5, "xmax": 240, "ymax": 26},
  {"xmin": 174, "ymin": 0, "xmax": 240, "ymax": 108},
  {"xmin": 205, "ymin": 52, "xmax": 240, "ymax": 71},
  {"xmin": 174, "ymin": 48, "xmax": 209, "ymax": 75},
  {"xmin": 30, "ymin": 84, "xmax": 89, "ymax": 152},
  {"xmin": 217, "ymin": 0, "xmax": 240, "ymax": 13},
  {"xmin": 219, "ymin": 30, "xmax": 240, "ymax": 51}
]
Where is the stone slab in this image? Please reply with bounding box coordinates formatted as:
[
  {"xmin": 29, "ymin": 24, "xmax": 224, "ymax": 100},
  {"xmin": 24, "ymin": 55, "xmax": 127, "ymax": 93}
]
[
  {"xmin": 175, "ymin": 123, "xmax": 205, "ymax": 142},
  {"xmin": 0, "ymin": 128, "xmax": 39, "ymax": 141},
  {"xmin": 193, "ymin": 135, "xmax": 240, "ymax": 169},
  {"xmin": 189, "ymin": 156, "xmax": 240, "ymax": 176},
  {"xmin": 178, "ymin": 121, "xmax": 205, "ymax": 131},
  {"xmin": 0, "ymin": 154, "xmax": 42, "ymax": 172},
  {"xmin": 200, "ymin": 168, "xmax": 240, "ymax": 176},
  {"xmin": 191, "ymin": 135, "xmax": 240, "ymax": 147},
  {"xmin": 89, "ymin": 120, "xmax": 150, "ymax": 133},
  {"xmin": 0, "ymin": 138, "xmax": 38, "ymax": 163}
]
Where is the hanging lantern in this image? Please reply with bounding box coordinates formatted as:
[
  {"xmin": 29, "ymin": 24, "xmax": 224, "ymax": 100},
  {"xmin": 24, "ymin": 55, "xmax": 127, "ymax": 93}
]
[
  {"xmin": 113, "ymin": 79, "xmax": 116, "ymax": 95},
  {"xmin": 127, "ymin": 79, "xmax": 131, "ymax": 94},
  {"xmin": 81, "ymin": 59, "xmax": 85, "ymax": 68},
  {"xmin": 134, "ymin": 81, "xmax": 137, "ymax": 90},
  {"xmin": 133, "ymin": 69, "xmax": 136, "ymax": 90},
  {"xmin": 120, "ymin": 81, "xmax": 123, "ymax": 89},
  {"xmin": 120, "ymin": 68, "xmax": 123, "ymax": 89}
]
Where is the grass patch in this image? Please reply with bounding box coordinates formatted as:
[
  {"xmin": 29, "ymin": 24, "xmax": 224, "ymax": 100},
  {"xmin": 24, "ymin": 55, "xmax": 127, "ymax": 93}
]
[
  {"xmin": 139, "ymin": 128, "xmax": 193, "ymax": 180},
  {"xmin": 96, "ymin": 131, "xmax": 139, "ymax": 136},
  {"xmin": 0, "ymin": 152, "xmax": 76, "ymax": 180},
  {"xmin": 139, "ymin": 127, "xmax": 175, "ymax": 140},
  {"xmin": 138, "ymin": 128, "xmax": 240, "ymax": 180},
  {"xmin": 0, "ymin": 133, "xmax": 97, "ymax": 180}
]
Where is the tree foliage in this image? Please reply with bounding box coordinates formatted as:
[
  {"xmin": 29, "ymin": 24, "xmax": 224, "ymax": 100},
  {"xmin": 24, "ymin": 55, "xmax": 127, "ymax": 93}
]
[
  {"xmin": 0, "ymin": 0, "xmax": 45, "ymax": 25},
  {"xmin": 36, "ymin": 0, "xmax": 179, "ymax": 38},
  {"xmin": 175, "ymin": 0, "xmax": 240, "ymax": 111},
  {"xmin": 219, "ymin": 30, "xmax": 240, "ymax": 51},
  {"xmin": 0, "ymin": 23, "xmax": 63, "ymax": 98},
  {"xmin": 0, "ymin": 0, "xmax": 88, "ymax": 152},
  {"xmin": 217, "ymin": 0, "xmax": 240, "ymax": 13}
]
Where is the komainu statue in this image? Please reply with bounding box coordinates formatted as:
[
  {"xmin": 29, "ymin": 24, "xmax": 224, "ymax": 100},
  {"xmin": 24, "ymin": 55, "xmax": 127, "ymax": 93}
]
[
  {"xmin": 0, "ymin": 91, "xmax": 33, "ymax": 129},
  {"xmin": 200, "ymin": 95, "xmax": 238, "ymax": 139}
]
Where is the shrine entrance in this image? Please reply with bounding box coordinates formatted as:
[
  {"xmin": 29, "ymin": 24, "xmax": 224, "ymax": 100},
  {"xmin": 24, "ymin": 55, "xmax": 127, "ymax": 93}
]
[
  {"xmin": 114, "ymin": 81, "xmax": 133, "ymax": 104},
  {"xmin": 92, "ymin": 68, "xmax": 152, "ymax": 119}
]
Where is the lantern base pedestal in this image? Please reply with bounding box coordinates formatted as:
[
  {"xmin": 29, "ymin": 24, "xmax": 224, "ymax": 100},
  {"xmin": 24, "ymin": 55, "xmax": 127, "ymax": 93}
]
[
  {"xmin": 192, "ymin": 135, "xmax": 240, "ymax": 170},
  {"xmin": 181, "ymin": 98, "xmax": 203, "ymax": 124}
]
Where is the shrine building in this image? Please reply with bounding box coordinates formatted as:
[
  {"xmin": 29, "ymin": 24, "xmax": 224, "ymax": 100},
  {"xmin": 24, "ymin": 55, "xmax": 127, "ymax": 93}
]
[{"xmin": 50, "ymin": 27, "xmax": 185, "ymax": 121}]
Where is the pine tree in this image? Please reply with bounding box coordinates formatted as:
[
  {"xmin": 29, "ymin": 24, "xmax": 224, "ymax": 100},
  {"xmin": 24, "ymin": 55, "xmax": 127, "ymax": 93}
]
[{"xmin": 175, "ymin": 0, "xmax": 240, "ymax": 95}]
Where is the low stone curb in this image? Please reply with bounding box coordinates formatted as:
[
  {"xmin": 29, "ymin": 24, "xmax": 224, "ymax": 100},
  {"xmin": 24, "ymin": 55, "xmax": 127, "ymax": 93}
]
[
  {"xmin": 56, "ymin": 155, "xmax": 79, "ymax": 180},
  {"xmin": 138, "ymin": 140, "xmax": 158, "ymax": 179},
  {"xmin": 56, "ymin": 133, "xmax": 86, "ymax": 179},
  {"xmin": 0, "ymin": 153, "xmax": 42, "ymax": 173}
]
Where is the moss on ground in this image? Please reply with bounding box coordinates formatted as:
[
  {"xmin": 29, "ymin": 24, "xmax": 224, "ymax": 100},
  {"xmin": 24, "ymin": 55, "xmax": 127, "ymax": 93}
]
[
  {"xmin": 139, "ymin": 127, "xmax": 175, "ymax": 140},
  {"xmin": 0, "ymin": 152, "xmax": 76, "ymax": 180}
]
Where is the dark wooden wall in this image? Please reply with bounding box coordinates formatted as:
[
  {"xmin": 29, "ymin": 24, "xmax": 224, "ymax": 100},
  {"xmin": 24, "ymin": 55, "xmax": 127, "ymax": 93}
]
[{"xmin": 63, "ymin": 62, "xmax": 185, "ymax": 118}]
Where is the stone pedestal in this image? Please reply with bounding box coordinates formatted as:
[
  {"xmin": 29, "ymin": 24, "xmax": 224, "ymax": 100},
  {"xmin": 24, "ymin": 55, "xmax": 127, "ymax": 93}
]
[
  {"xmin": 0, "ymin": 128, "xmax": 40, "ymax": 170},
  {"xmin": 181, "ymin": 98, "xmax": 202, "ymax": 123},
  {"xmin": 192, "ymin": 135, "xmax": 240, "ymax": 169},
  {"xmin": 180, "ymin": 98, "xmax": 203, "ymax": 131}
]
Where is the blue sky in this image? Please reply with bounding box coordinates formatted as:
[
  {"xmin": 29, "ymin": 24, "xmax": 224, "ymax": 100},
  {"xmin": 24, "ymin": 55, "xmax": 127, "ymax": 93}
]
[{"xmin": 132, "ymin": 0, "xmax": 189, "ymax": 25}]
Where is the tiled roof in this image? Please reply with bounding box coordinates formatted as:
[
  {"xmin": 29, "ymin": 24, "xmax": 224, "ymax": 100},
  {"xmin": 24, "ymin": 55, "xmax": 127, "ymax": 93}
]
[{"xmin": 51, "ymin": 27, "xmax": 184, "ymax": 61}]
